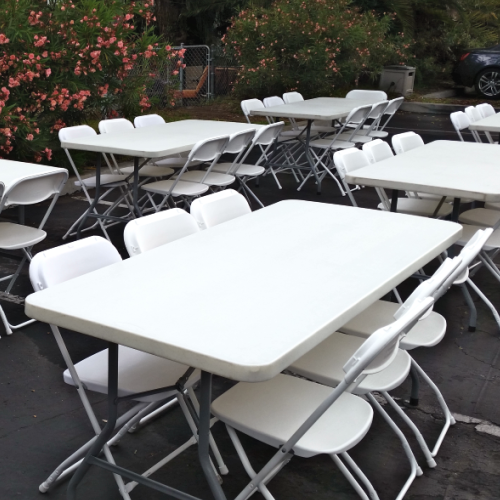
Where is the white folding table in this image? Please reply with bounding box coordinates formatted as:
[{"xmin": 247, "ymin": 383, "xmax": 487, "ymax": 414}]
[
  {"xmin": 60, "ymin": 120, "xmax": 263, "ymax": 236},
  {"xmin": 250, "ymin": 97, "xmax": 378, "ymax": 193},
  {"xmin": 468, "ymin": 112, "xmax": 500, "ymax": 133},
  {"xmin": 25, "ymin": 200, "xmax": 461, "ymax": 500},
  {"xmin": 345, "ymin": 140, "xmax": 500, "ymax": 220}
]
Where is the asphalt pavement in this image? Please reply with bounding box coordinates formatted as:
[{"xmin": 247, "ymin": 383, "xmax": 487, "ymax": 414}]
[{"xmin": 0, "ymin": 110, "xmax": 499, "ymax": 500}]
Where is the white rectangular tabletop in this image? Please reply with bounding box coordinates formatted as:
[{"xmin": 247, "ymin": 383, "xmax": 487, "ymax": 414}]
[
  {"xmin": 60, "ymin": 120, "xmax": 263, "ymax": 158},
  {"xmin": 469, "ymin": 113, "xmax": 500, "ymax": 133},
  {"xmin": 345, "ymin": 140, "xmax": 500, "ymax": 202},
  {"xmin": 25, "ymin": 201, "xmax": 461, "ymax": 382},
  {"xmin": 250, "ymin": 97, "xmax": 377, "ymax": 121},
  {"xmin": 0, "ymin": 160, "xmax": 67, "ymax": 193}
]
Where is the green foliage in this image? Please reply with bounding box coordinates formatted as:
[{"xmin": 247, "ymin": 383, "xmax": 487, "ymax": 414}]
[
  {"xmin": 223, "ymin": 0, "xmax": 412, "ymax": 99},
  {"xmin": 0, "ymin": 0, "xmax": 178, "ymax": 163}
]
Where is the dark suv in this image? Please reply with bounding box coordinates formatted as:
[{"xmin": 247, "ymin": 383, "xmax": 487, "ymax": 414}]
[{"xmin": 453, "ymin": 44, "xmax": 500, "ymax": 99}]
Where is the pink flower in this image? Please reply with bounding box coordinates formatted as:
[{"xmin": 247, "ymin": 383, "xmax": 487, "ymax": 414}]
[
  {"xmin": 0, "ymin": 34, "xmax": 9, "ymax": 44},
  {"xmin": 45, "ymin": 68, "xmax": 51, "ymax": 77},
  {"xmin": 29, "ymin": 53, "xmax": 35, "ymax": 59},
  {"xmin": 26, "ymin": 134, "xmax": 34, "ymax": 141}
]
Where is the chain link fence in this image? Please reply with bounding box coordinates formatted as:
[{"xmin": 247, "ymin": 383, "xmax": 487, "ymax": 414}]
[{"xmin": 135, "ymin": 45, "xmax": 238, "ymax": 107}]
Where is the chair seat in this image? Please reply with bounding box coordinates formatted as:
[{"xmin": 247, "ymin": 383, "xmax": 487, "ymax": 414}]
[
  {"xmin": 457, "ymin": 224, "xmax": 500, "ymax": 251},
  {"xmin": 0, "ymin": 223, "xmax": 46, "ymax": 250},
  {"xmin": 310, "ymin": 138, "xmax": 355, "ymax": 150},
  {"xmin": 379, "ymin": 198, "xmax": 453, "ymax": 218},
  {"xmin": 458, "ymin": 208, "xmax": 500, "ymax": 227},
  {"xmin": 339, "ymin": 300, "xmax": 447, "ymax": 350},
  {"xmin": 120, "ymin": 165, "xmax": 174, "ymax": 178},
  {"xmin": 64, "ymin": 346, "xmax": 200, "ymax": 403},
  {"xmin": 178, "ymin": 170, "xmax": 235, "ymax": 187},
  {"xmin": 337, "ymin": 132, "xmax": 373, "ymax": 144},
  {"xmin": 211, "ymin": 373, "xmax": 373, "ymax": 458},
  {"xmin": 75, "ymin": 174, "xmax": 129, "ymax": 188},
  {"xmin": 212, "ymin": 163, "xmax": 265, "ymax": 177},
  {"xmin": 154, "ymin": 158, "xmax": 203, "ymax": 168},
  {"xmin": 290, "ymin": 332, "xmax": 411, "ymax": 393},
  {"xmin": 142, "ymin": 179, "xmax": 210, "ymax": 197},
  {"xmin": 367, "ymin": 130, "xmax": 389, "ymax": 138}
]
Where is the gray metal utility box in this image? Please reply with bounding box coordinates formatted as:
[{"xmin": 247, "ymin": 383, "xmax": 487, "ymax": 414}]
[{"xmin": 379, "ymin": 65, "xmax": 415, "ymax": 95}]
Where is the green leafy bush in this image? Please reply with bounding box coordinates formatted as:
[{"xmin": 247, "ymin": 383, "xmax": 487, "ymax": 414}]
[
  {"xmin": 0, "ymin": 0, "xmax": 178, "ymax": 163},
  {"xmin": 223, "ymin": 0, "xmax": 413, "ymax": 99}
]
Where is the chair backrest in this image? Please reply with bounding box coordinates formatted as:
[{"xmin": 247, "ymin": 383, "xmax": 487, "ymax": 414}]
[
  {"xmin": 476, "ymin": 103, "xmax": 495, "ymax": 118},
  {"xmin": 124, "ymin": 208, "xmax": 200, "ymax": 257},
  {"xmin": 464, "ymin": 106, "xmax": 482, "ymax": 123},
  {"xmin": 340, "ymin": 104, "xmax": 373, "ymax": 141},
  {"xmin": 345, "ymin": 89, "xmax": 388, "ymax": 101},
  {"xmin": 134, "ymin": 114, "xmax": 165, "ymax": 128},
  {"xmin": 187, "ymin": 136, "xmax": 230, "ymax": 163},
  {"xmin": 263, "ymin": 96, "xmax": 285, "ymax": 108},
  {"xmin": 253, "ymin": 121, "xmax": 285, "ymax": 146},
  {"xmin": 58, "ymin": 125, "xmax": 97, "ymax": 143},
  {"xmin": 367, "ymin": 100, "xmax": 389, "ymax": 120},
  {"xmin": 282, "ymin": 92, "xmax": 304, "ymax": 104},
  {"xmin": 241, "ymin": 99, "xmax": 265, "ymax": 117},
  {"xmin": 450, "ymin": 111, "xmax": 471, "ymax": 140},
  {"xmin": 224, "ymin": 129, "xmax": 257, "ymax": 155},
  {"xmin": 333, "ymin": 148, "xmax": 370, "ymax": 179},
  {"xmin": 98, "ymin": 118, "xmax": 134, "ymax": 135},
  {"xmin": 392, "ymin": 132, "xmax": 424, "ymax": 155},
  {"xmin": 384, "ymin": 96, "xmax": 404, "ymax": 116},
  {"xmin": 29, "ymin": 236, "xmax": 122, "ymax": 291},
  {"xmin": 394, "ymin": 257, "xmax": 462, "ymax": 320},
  {"xmin": 343, "ymin": 296, "xmax": 434, "ymax": 385},
  {"xmin": 190, "ymin": 189, "xmax": 251, "ymax": 230},
  {"xmin": 362, "ymin": 139, "xmax": 394, "ymax": 163},
  {"xmin": 0, "ymin": 171, "xmax": 68, "ymax": 209},
  {"xmin": 445, "ymin": 227, "xmax": 494, "ymax": 286}
]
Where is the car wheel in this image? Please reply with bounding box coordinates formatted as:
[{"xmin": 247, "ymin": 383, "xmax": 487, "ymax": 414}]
[{"xmin": 475, "ymin": 68, "xmax": 500, "ymax": 99}]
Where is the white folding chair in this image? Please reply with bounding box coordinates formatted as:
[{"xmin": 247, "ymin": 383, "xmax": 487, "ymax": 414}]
[
  {"xmin": 142, "ymin": 135, "xmax": 229, "ymax": 211},
  {"xmin": 134, "ymin": 114, "xmax": 199, "ymax": 168},
  {"xmin": 30, "ymin": 236, "xmax": 227, "ymax": 497},
  {"xmin": 190, "ymin": 189, "xmax": 251, "ymax": 230},
  {"xmin": 178, "ymin": 129, "xmax": 256, "ymax": 190},
  {"xmin": 212, "ymin": 122, "xmax": 284, "ymax": 207},
  {"xmin": 339, "ymin": 100, "xmax": 389, "ymax": 143},
  {"xmin": 346, "ymin": 89, "xmax": 388, "ymax": 101},
  {"xmin": 339, "ymin": 228, "xmax": 494, "ymax": 459},
  {"xmin": 464, "ymin": 105, "xmax": 485, "ymax": 142},
  {"xmin": 450, "ymin": 111, "xmax": 473, "ymax": 141},
  {"xmin": 0, "ymin": 169, "xmax": 67, "ymax": 335},
  {"xmin": 335, "ymin": 146, "xmax": 453, "ymax": 218},
  {"xmin": 282, "ymin": 91, "xmax": 304, "ymax": 103},
  {"xmin": 299, "ymin": 104, "xmax": 372, "ymax": 194},
  {"xmin": 59, "ymin": 125, "xmax": 134, "ymax": 241},
  {"xmin": 391, "ymin": 131, "xmax": 424, "ymax": 155},
  {"xmin": 98, "ymin": 118, "xmax": 175, "ymax": 179},
  {"xmin": 475, "ymin": 103, "xmax": 497, "ymax": 143},
  {"xmin": 124, "ymin": 208, "xmax": 200, "ymax": 256},
  {"xmin": 368, "ymin": 96, "xmax": 404, "ymax": 138},
  {"xmin": 211, "ymin": 297, "xmax": 434, "ymax": 500}
]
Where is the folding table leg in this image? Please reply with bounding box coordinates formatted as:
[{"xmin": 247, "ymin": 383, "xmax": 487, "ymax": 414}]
[{"xmin": 198, "ymin": 371, "xmax": 227, "ymax": 500}]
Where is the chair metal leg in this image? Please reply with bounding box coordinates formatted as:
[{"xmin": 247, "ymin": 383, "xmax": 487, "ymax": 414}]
[
  {"xmin": 340, "ymin": 452, "xmax": 380, "ymax": 500},
  {"xmin": 331, "ymin": 454, "xmax": 371, "ymax": 500},
  {"xmin": 460, "ymin": 283, "xmax": 477, "ymax": 332},
  {"xmin": 410, "ymin": 358, "xmax": 456, "ymax": 457},
  {"xmin": 366, "ymin": 393, "xmax": 422, "ymax": 500},
  {"xmin": 466, "ymin": 278, "xmax": 500, "ymax": 331},
  {"xmin": 381, "ymin": 391, "xmax": 437, "ymax": 468}
]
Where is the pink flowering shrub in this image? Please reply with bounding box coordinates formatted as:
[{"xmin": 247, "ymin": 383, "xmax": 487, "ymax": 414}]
[
  {"xmin": 224, "ymin": 0, "xmax": 413, "ymax": 99},
  {"xmin": 0, "ymin": 0, "xmax": 179, "ymax": 163}
]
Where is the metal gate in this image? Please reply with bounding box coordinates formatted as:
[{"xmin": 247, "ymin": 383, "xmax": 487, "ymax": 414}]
[{"xmin": 138, "ymin": 44, "xmax": 237, "ymax": 107}]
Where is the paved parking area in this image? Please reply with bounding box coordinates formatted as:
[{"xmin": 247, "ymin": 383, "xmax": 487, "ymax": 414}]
[{"xmin": 0, "ymin": 111, "xmax": 499, "ymax": 499}]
